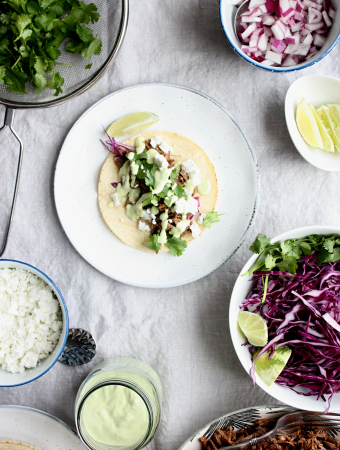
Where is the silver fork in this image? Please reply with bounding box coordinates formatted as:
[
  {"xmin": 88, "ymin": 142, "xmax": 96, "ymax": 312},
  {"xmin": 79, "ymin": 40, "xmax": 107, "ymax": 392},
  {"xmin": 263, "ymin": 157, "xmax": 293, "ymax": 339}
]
[{"xmin": 215, "ymin": 411, "xmax": 340, "ymax": 450}]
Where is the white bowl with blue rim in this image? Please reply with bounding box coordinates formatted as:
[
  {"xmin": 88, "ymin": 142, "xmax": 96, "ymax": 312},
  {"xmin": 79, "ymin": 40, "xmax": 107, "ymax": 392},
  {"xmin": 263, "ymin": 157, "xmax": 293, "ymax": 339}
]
[
  {"xmin": 0, "ymin": 259, "xmax": 69, "ymax": 387},
  {"xmin": 220, "ymin": 0, "xmax": 340, "ymax": 72}
]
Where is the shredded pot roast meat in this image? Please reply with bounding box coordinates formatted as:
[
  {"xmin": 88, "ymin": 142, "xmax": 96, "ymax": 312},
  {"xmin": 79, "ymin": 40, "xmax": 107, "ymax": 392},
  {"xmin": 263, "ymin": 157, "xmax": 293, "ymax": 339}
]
[{"xmin": 199, "ymin": 418, "xmax": 340, "ymax": 450}]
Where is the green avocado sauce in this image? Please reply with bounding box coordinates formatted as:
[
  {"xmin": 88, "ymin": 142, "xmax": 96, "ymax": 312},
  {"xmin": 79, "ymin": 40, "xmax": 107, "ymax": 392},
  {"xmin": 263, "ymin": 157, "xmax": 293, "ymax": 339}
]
[{"xmin": 198, "ymin": 179, "xmax": 211, "ymax": 196}]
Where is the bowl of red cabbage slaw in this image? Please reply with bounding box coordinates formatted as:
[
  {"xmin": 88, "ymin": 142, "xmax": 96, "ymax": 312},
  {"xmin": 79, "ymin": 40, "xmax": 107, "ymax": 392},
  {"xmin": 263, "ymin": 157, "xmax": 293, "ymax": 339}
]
[
  {"xmin": 220, "ymin": 0, "xmax": 340, "ymax": 72},
  {"xmin": 229, "ymin": 225, "xmax": 340, "ymax": 412}
]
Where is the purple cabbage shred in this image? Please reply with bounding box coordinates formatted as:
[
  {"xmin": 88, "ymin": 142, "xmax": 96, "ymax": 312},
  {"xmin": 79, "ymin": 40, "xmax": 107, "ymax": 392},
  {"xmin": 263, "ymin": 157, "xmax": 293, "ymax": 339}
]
[
  {"xmin": 241, "ymin": 253, "xmax": 340, "ymax": 412},
  {"xmin": 100, "ymin": 127, "xmax": 135, "ymax": 165}
]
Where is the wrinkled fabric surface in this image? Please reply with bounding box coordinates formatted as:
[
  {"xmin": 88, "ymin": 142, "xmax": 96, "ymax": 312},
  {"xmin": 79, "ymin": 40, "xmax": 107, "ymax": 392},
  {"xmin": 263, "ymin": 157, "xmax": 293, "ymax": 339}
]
[{"xmin": 1, "ymin": 1, "xmax": 340, "ymax": 449}]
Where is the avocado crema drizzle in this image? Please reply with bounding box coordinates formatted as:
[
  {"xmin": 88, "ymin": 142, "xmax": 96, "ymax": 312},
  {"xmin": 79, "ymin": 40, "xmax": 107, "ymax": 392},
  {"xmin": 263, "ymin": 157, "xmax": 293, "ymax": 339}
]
[{"xmin": 108, "ymin": 135, "xmax": 213, "ymax": 255}]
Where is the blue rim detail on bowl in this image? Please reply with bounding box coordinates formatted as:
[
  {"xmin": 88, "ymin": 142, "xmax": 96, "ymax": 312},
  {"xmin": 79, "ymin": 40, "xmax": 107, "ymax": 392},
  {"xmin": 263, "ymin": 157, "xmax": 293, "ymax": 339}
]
[
  {"xmin": 54, "ymin": 82, "xmax": 260, "ymax": 288},
  {"xmin": 0, "ymin": 259, "xmax": 69, "ymax": 387},
  {"xmin": 220, "ymin": 0, "xmax": 340, "ymax": 73}
]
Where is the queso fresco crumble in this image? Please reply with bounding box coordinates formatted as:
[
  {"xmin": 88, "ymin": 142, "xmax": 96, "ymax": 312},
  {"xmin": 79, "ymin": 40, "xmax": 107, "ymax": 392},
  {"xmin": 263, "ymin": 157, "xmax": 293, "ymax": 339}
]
[{"xmin": 0, "ymin": 268, "xmax": 62, "ymax": 374}]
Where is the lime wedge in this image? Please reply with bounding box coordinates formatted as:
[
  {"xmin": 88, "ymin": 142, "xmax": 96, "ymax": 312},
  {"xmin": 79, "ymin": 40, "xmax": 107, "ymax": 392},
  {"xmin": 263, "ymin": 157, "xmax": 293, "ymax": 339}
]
[
  {"xmin": 296, "ymin": 98, "xmax": 323, "ymax": 150},
  {"xmin": 326, "ymin": 103, "xmax": 340, "ymax": 152},
  {"xmin": 106, "ymin": 112, "xmax": 160, "ymax": 137},
  {"xmin": 238, "ymin": 311, "xmax": 268, "ymax": 347},
  {"xmin": 254, "ymin": 346, "xmax": 292, "ymax": 387},
  {"xmin": 309, "ymin": 104, "xmax": 334, "ymax": 153},
  {"xmin": 317, "ymin": 105, "xmax": 340, "ymax": 151}
]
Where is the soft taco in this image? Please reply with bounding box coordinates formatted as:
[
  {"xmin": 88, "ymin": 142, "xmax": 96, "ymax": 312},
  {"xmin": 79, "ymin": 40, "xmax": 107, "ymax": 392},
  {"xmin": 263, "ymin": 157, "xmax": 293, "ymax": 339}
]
[
  {"xmin": 98, "ymin": 130, "xmax": 220, "ymax": 256},
  {"xmin": 0, "ymin": 440, "xmax": 42, "ymax": 449}
]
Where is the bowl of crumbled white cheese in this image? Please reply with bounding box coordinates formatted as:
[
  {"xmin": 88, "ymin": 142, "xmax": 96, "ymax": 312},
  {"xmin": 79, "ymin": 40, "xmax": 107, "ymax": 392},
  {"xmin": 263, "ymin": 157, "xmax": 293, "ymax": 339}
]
[{"xmin": 0, "ymin": 259, "xmax": 69, "ymax": 386}]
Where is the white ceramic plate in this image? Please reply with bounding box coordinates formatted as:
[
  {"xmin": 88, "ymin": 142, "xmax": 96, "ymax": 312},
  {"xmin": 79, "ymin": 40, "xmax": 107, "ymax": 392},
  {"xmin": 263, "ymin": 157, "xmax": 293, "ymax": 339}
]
[
  {"xmin": 178, "ymin": 405, "xmax": 299, "ymax": 450},
  {"xmin": 54, "ymin": 84, "xmax": 259, "ymax": 288},
  {"xmin": 229, "ymin": 225, "xmax": 340, "ymax": 412},
  {"xmin": 285, "ymin": 75, "xmax": 340, "ymax": 171},
  {"xmin": 0, "ymin": 405, "xmax": 84, "ymax": 449}
]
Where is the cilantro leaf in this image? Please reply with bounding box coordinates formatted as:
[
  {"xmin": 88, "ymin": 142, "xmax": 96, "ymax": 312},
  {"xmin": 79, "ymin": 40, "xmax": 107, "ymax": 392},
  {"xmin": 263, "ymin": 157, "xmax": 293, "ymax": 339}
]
[
  {"xmin": 203, "ymin": 211, "xmax": 224, "ymax": 229},
  {"xmin": 276, "ymin": 256, "xmax": 298, "ymax": 274},
  {"xmin": 300, "ymin": 241, "xmax": 312, "ymax": 256},
  {"xmin": 35, "ymin": 14, "xmax": 61, "ymax": 32},
  {"xmin": 249, "ymin": 234, "xmax": 271, "ymax": 254},
  {"xmin": 84, "ymin": 62, "xmax": 91, "ymax": 69},
  {"xmin": 76, "ymin": 23, "xmax": 94, "ymax": 42},
  {"xmin": 264, "ymin": 254, "xmax": 276, "ymax": 271},
  {"xmin": 280, "ymin": 240, "xmax": 292, "ymax": 255},
  {"xmin": 158, "ymin": 184, "xmax": 171, "ymax": 198},
  {"xmin": 12, "ymin": 13, "xmax": 32, "ymax": 41},
  {"xmin": 47, "ymin": 70, "xmax": 63, "ymax": 95},
  {"xmin": 0, "ymin": 65, "xmax": 6, "ymax": 84},
  {"xmin": 324, "ymin": 238, "xmax": 335, "ymax": 253},
  {"xmin": 79, "ymin": 1, "xmax": 99, "ymax": 23},
  {"xmin": 0, "ymin": 37, "xmax": 11, "ymax": 54},
  {"xmin": 165, "ymin": 236, "xmax": 187, "ymax": 257},
  {"xmin": 1, "ymin": 14, "xmax": 11, "ymax": 25},
  {"xmin": 81, "ymin": 36, "xmax": 101, "ymax": 60},
  {"xmin": 136, "ymin": 160, "xmax": 157, "ymax": 186},
  {"xmin": 4, "ymin": 0, "xmax": 26, "ymax": 14},
  {"xmin": 32, "ymin": 72, "xmax": 47, "ymax": 92},
  {"xmin": 173, "ymin": 184, "xmax": 186, "ymax": 199},
  {"xmin": 143, "ymin": 234, "xmax": 160, "ymax": 253},
  {"xmin": 142, "ymin": 195, "xmax": 158, "ymax": 207},
  {"xmin": 4, "ymin": 66, "xmax": 27, "ymax": 93}
]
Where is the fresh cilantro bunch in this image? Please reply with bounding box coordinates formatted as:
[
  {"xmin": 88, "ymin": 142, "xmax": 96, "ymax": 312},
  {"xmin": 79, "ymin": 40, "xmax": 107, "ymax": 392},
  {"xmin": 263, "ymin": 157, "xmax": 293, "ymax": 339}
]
[
  {"xmin": 245, "ymin": 233, "xmax": 340, "ymax": 276},
  {"xmin": 0, "ymin": 0, "xmax": 102, "ymax": 96}
]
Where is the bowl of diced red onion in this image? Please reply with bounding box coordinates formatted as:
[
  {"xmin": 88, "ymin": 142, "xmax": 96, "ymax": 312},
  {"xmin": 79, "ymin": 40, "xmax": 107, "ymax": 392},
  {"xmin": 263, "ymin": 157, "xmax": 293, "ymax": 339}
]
[{"xmin": 220, "ymin": 0, "xmax": 340, "ymax": 71}]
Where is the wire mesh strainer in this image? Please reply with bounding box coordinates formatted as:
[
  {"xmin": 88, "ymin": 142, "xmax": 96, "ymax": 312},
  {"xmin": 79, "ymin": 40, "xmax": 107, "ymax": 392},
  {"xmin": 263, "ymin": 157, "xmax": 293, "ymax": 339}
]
[{"xmin": 0, "ymin": 0, "xmax": 128, "ymax": 256}]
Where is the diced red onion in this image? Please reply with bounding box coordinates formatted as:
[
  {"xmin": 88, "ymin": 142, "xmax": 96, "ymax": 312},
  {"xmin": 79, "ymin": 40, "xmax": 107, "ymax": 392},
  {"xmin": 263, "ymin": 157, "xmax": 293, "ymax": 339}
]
[
  {"xmin": 250, "ymin": 0, "xmax": 266, "ymax": 7},
  {"xmin": 241, "ymin": 22, "xmax": 257, "ymax": 40},
  {"xmin": 272, "ymin": 38, "xmax": 287, "ymax": 52},
  {"xmin": 313, "ymin": 33, "xmax": 327, "ymax": 46},
  {"xmin": 303, "ymin": 33, "xmax": 314, "ymax": 44},
  {"xmin": 258, "ymin": 33, "xmax": 269, "ymax": 50},
  {"xmin": 194, "ymin": 197, "xmax": 201, "ymax": 207},
  {"xmin": 285, "ymin": 42, "xmax": 311, "ymax": 54},
  {"xmin": 329, "ymin": 7, "xmax": 336, "ymax": 19},
  {"xmin": 305, "ymin": 21, "xmax": 324, "ymax": 30},
  {"xmin": 322, "ymin": 10, "xmax": 332, "ymax": 26},
  {"xmin": 238, "ymin": 0, "xmax": 335, "ymax": 67},
  {"xmin": 282, "ymin": 54, "xmax": 296, "ymax": 65},
  {"xmin": 266, "ymin": 49, "xmax": 283, "ymax": 62}
]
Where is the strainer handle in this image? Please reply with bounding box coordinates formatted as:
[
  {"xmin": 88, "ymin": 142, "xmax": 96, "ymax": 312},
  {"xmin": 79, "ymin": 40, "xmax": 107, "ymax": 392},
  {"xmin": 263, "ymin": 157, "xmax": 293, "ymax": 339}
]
[{"xmin": 0, "ymin": 108, "xmax": 24, "ymax": 257}]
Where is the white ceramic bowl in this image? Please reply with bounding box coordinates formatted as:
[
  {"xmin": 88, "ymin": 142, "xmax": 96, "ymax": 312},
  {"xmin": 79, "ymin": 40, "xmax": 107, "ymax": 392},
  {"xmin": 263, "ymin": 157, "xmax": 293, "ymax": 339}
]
[
  {"xmin": 229, "ymin": 225, "xmax": 340, "ymax": 412},
  {"xmin": 220, "ymin": 1, "xmax": 340, "ymax": 72},
  {"xmin": 285, "ymin": 74, "xmax": 340, "ymax": 171},
  {"xmin": 0, "ymin": 260, "xmax": 69, "ymax": 387}
]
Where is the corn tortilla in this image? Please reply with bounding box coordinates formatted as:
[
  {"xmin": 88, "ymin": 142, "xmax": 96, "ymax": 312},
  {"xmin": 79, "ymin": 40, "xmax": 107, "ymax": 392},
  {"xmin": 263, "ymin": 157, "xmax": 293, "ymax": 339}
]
[
  {"xmin": 0, "ymin": 440, "xmax": 42, "ymax": 449},
  {"xmin": 98, "ymin": 131, "xmax": 218, "ymax": 253}
]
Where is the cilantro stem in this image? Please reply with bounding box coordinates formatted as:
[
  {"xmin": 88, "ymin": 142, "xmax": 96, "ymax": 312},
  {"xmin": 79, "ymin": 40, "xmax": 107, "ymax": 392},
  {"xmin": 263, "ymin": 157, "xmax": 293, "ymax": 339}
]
[
  {"xmin": 262, "ymin": 274, "xmax": 269, "ymax": 303},
  {"xmin": 55, "ymin": 62, "xmax": 75, "ymax": 67},
  {"xmin": 11, "ymin": 55, "xmax": 21, "ymax": 70}
]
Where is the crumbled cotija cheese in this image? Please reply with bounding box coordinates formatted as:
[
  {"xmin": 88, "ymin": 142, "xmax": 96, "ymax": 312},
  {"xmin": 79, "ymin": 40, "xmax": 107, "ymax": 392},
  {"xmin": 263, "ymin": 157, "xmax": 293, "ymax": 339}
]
[{"xmin": 0, "ymin": 268, "xmax": 63, "ymax": 373}]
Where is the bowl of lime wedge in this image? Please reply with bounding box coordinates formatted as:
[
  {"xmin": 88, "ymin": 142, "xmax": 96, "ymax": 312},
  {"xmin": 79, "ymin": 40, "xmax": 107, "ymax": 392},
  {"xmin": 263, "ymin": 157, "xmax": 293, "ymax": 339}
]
[
  {"xmin": 229, "ymin": 225, "xmax": 340, "ymax": 413},
  {"xmin": 285, "ymin": 75, "xmax": 340, "ymax": 171}
]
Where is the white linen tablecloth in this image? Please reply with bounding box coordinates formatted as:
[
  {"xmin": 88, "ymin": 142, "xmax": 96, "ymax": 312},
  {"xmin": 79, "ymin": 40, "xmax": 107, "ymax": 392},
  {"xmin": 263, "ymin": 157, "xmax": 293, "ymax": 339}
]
[{"xmin": 1, "ymin": 1, "xmax": 340, "ymax": 449}]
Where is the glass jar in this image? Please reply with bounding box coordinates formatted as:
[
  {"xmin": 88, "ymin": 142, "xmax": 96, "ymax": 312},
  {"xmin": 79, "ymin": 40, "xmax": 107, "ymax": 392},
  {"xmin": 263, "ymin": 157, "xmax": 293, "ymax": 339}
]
[{"xmin": 75, "ymin": 357, "xmax": 162, "ymax": 450}]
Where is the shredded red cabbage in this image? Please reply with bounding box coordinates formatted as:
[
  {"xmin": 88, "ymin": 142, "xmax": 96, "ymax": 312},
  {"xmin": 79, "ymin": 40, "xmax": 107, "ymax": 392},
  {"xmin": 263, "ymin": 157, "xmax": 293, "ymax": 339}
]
[
  {"xmin": 241, "ymin": 253, "xmax": 340, "ymax": 412},
  {"xmin": 100, "ymin": 128, "xmax": 135, "ymax": 164}
]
